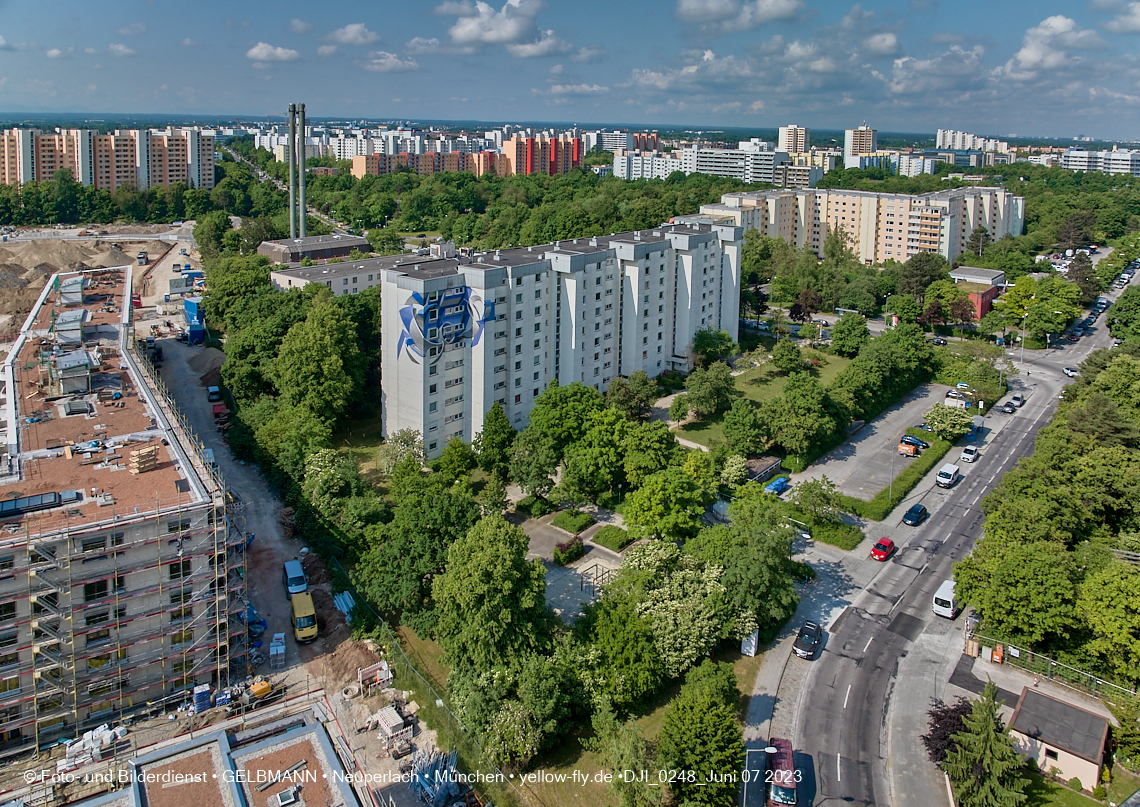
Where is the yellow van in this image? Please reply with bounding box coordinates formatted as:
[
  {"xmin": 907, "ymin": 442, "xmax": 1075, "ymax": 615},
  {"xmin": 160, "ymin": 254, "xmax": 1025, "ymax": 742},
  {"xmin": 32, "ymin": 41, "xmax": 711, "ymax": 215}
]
[{"xmin": 291, "ymin": 592, "xmax": 318, "ymax": 643}]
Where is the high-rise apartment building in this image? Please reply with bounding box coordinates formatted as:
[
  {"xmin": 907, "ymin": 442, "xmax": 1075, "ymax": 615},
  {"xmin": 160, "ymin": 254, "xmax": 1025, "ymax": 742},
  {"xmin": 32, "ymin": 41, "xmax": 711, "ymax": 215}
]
[
  {"xmin": 499, "ymin": 136, "xmax": 582, "ymax": 175},
  {"xmin": 0, "ymin": 128, "xmax": 214, "ymax": 190},
  {"xmin": 778, "ymin": 125, "xmax": 810, "ymax": 153},
  {"xmin": 843, "ymin": 125, "xmax": 878, "ymax": 167},
  {"xmin": 699, "ymin": 186, "xmax": 1023, "ymax": 265},
  {"xmin": 1060, "ymin": 147, "xmax": 1140, "ymax": 176},
  {"xmin": 935, "ymin": 129, "xmax": 1009, "ymax": 153},
  {"xmin": 0, "ymin": 266, "xmax": 241, "ymax": 755}
]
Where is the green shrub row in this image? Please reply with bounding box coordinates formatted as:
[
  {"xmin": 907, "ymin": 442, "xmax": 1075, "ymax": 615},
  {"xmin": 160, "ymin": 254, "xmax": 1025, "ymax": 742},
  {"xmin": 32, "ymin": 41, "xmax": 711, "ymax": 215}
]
[
  {"xmin": 517, "ymin": 495, "xmax": 555, "ymax": 517},
  {"xmin": 838, "ymin": 431, "xmax": 953, "ymax": 521},
  {"xmin": 592, "ymin": 524, "xmax": 633, "ymax": 552},
  {"xmin": 552, "ymin": 509, "xmax": 596, "ymax": 534},
  {"xmin": 553, "ymin": 536, "xmax": 586, "ymax": 566}
]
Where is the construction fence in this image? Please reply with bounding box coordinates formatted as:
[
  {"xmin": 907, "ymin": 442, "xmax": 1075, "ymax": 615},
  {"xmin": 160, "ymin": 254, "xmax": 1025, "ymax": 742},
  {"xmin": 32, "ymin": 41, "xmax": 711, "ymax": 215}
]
[
  {"xmin": 326, "ymin": 557, "xmax": 548, "ymax": 807},
  {"xmin": 971, "ymin": 632, "xmax": 1137, "ymax": 704}
]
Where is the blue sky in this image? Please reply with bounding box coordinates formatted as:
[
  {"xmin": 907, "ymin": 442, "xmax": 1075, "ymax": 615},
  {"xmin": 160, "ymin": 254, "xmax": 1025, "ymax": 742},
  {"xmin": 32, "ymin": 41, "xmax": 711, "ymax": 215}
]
[{"xmin": 3, "ymin": 0, "xmax": 1140, "ymax": 138}]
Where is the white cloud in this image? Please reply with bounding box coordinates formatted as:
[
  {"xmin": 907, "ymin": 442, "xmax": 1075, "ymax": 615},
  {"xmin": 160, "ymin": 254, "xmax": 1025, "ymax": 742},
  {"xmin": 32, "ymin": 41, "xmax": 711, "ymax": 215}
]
[
  {"xmin": 999, "ymin": 16, "xmax": 1105, "ymax": 79},
  {"xmin": 506, "ymin": 30, "xmax": 571, "ymax": 57},
  {"xmin": 116, "ymin": 23, "xmax": 146, "ymax": 35},
  {"xmin": 406, "ymin": 37, "xmax": 442, "ymax": 53},
  {"xmin": 549, "ymin": 63, "xmax": 563, "ymax": 74},
  {"xmin": 109, "ymin": 43, "xmax": 136, "ymax": 57},
  {"xmin": 46, "ymin": 48, "xmax": 64, "ymax": 58},
  {"xmin": 889, "ymin": 44, "xmax": 985, "ymax": 94},
  {"xmin": 434, "ymin": 1, "xmax": 478, "ymax": 15},
  {"xmin": 318, "ymin": 45, "xmax": 338, "ymax": 56},
  {"xmin": 84, "ymin": 47, "xmax": 98, "ymax": 54},
  {"xmin": 571, "ymin": 45, "xmax": 605, "ymax": 61},
  {"xmin": 245, "ymin": 42, "xmax": 301, "ymax": 62},
  {"xmin": 676, "ymin": 0, "xmax": 801, "ymax": 33},
  {"xmin": 291, "ymin": 19, "xmax": 313, "ymax": 33},
  {"xmin": 863, "ymin": 32, "xmax": 899, "ymax": 57},
  {"xmin": 327, "ymin": 23, "xmax": 380, "ymax": 46},
  {"xmin": 676, "ymin": 0, "xmax": 738, "ymax": 21},
  {"xmin": 1105, "ymin": 1, "xmax": 1140, "ymax": 33},
  {"xmin": 735, "ymin": 0, "xmax": 802, "ymax": 27},
  {"xmin": 444, "ymin": 0, "xmax": 543, "ymax": 46},
  {"xmin": 631, "ymin": 50, "xmax": 755, "ymax": 91},
  {"xmin": 358, "ymin": 51, "xmax": 420, "ymax": 71},
  {"xmin": 549, "ymin": 82, "xmax": 609, "ymax": 94},
  {"xmin": 0, "ymin": 36, "xmax": 8, "ymax": 50},
  {"xmin": 182, "ymin": 38, "xmax": 197, "ymax": 46}
]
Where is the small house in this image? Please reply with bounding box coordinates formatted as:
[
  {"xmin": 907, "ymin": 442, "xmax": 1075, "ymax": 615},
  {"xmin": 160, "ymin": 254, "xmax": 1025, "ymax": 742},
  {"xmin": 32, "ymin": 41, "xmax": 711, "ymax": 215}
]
[{"xmin": 1008, "ymin": 687, "xmax": 1109, "ymax": 788}]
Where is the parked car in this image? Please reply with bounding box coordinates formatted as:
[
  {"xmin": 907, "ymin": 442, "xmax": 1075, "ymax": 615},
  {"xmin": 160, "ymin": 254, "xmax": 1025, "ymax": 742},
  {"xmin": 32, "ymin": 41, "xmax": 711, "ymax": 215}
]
[
  {"xmin": 946, "ymin": 390, "xmax": 965, "ymax": 399},
  {"xmin": 915, "ymin": 423, "xmax": 934, "ymax": 432},
  {"xmin": 812, "ymin": 319, "xmax": 829, "ymax": 326},
  {"xmin": 793, "ymin": 621, "xmax": 822, "ymax": 659},
  {"xmin": 765, "ymin": 477, "xmax": 790, "ymax": 495},
  {"xmin": 902, "ymin": 504, "xmax": 929, "ymax": 526},
  {"xmin": 960, "ymin": 446, "xmax": 979, "ymax": 463},
  {"xmin": 898, "ymin": 442, "xmax": 919, "ymax": 457},
  {"xmin": 870, "ymin": 538, "xmax": 895, "ymax": 561},
  {"xmin": 956, "ymin": 382, "xmax": 972, "ymax": 390},
  {"xmin": 998, "ymin": 402, "xmax": 1017, "ymax": 414},
  {"xmin": 1067, "ymin": 333, "xmax": 1082, "ymax": 342},
  {"xmin": 931, "ymin": 337, "xmax": 948, "ymax": 346},
  {"xmin": 1063, "ymin": 367, "xmax": 1080, "ymax": 377},
  {"xmin": 900, "ymin": 435, "xmax": 929, "ymax": 449},
  {"xmin": 1011, "ymin": 394, "xmax": 1025, "ymax": 407}
]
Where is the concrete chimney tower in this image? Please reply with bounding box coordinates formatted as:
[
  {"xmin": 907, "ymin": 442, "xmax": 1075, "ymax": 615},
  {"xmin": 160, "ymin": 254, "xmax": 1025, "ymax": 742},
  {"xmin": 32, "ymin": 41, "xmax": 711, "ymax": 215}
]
[
  {"xmin": 287, "ymin": 103, "xmax": 297, "ymax": 239},
  {"xmin": 298, "ymin": 103, "xmax": 307, "ymax": 238}
]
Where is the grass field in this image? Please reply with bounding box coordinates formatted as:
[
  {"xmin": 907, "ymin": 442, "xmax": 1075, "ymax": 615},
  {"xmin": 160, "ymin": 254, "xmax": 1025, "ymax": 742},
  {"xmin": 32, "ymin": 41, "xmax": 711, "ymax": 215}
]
[
  {"xmin": 1024, "ymin": 771, "xmax": 1102, "ymax": 806},
  {"xmin": 679, "ymin": 347, "xmax": 852, "ymax": 447}
]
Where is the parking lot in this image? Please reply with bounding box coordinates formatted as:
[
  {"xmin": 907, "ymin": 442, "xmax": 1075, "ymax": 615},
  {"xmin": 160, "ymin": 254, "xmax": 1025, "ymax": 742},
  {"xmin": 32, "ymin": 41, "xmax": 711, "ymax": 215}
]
[{"xmin": 793, "ymin": 382, "xmax": 952, "ymax": 498}]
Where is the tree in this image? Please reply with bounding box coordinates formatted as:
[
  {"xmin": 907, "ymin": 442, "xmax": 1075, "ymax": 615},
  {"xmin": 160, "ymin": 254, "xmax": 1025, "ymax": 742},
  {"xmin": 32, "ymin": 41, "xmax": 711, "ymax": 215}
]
[
  {"xmin": 966, "ymin": 226, "xmax": 991, "ymax": 257},
  {"xmin": 772, "ymin": 338, "xmax": 803, "ymax": 375},
  {"xmin": 922, "ymin": 697, "xmax": 975, "ymax": 765},
  {"xmin": 606, "ymin": 371, "xmax": 657, "ymax": 421},
  {"xmin": 376, "ymin": 429, "xmax": 425, "ymax": 476},
  {"xmin": 527, "ymin": 381, "xmax": 605, "ymax": 460},
  {"xmin": 596, "ymin": 719, "xmax": 665, "ymax": 807},
  {"xmin": 720, "ymin": 454, "xmax": 749, "ymax": 486},
  {"xmin": 691, "ymin": 328, "xmax": 735, "ymax": 367},
  {"xmin": 510, "ymin": 427, "xmax": 559, "ymax": 500},
  {"xmin": 787, "ymin": 302, "xmax": 810, "ymax": 323},
  {"xmin": 830, "ymin": 312, "xmax": 871, "ymax": 358},
  {"xmin": 473, "ymin": 402, "xmax": 517, "ymax": 481},
  {"xmin": 588, "ymin": 595, "xmax": 666, "ymax": 710},
  {"xmin": 1066, "ymin": 252, "xmax": 1099, "ymax": 304},
  {"xmin": 898, "ymin": 252, "xmax": 951, "ymax": 301},
  {"xmin": 887, "ymin": 293, "xmax": 922, "ymax": 324},
  {"xmin": 1067, "ymin": 392, "xmax": 1140, "ymax": 447},
  {"xmin": 942, "ymin": 681, "xmax": 1028, "ymax": 807},
  {"xmin": 560, "ymin": 408, "xmax": 631, "ymax": 502},
  {"xmin": 668, "ymin": 393, "xmax": 691, "ymax": 422},
  {"xmin": 790, "ymin": 476, "xmax": 842, "ymax": 523},
  {"xmin": 432, "ymin": 515, "xmax": 550, "ymax": 674},
  {"xmin": 437, "ymin": 437, "xmax": 477, "ymax": 486},
  {"xmin": 194, "ymin": 210, "xmax": 233, "ymax": 261},
  {"xmin": 762, "ymin": 373, "xmax": 838, "ymax": 460},
  {"xmin": 623, "ymin": 468, "xmax": 707, "ymax": 539},
  {"xmin": 657, "ymin": 687, "xmax": 744, "ymax": 807},
  {"xmin": 274, "ymin": 299, "xmax": 363, "ymax": 423},
  {"xmin": 1077, "ymin": 562, "xmax": 1140, "ymax": 682},
  {"xmin": 723, "ymin": 399, "xmax": 766, "ymax": 456},
  {"xmin": 686, "ymin": 361, "xmax": 736, "ymax": 416},
  {"xmin": 796, "ymin": 288, "xmax": 823, "ymax": 316},
  {"xmin": 623, "ymin": 421, "xmax": 677, "ymax": 488},
  {"xmin": 924, "ymin": 402, "xmax": 977, "ymax": 441},
  {"xmin": 1057, "ymin": 212, "xmax": 1092, "ymax": 251}
]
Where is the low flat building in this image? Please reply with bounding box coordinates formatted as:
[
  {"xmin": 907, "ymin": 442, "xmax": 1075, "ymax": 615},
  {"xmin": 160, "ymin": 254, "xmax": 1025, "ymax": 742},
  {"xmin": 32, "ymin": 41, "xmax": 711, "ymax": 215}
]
[
  {"xmin": 950, "ymin": 266, "xmax": 1005, "ymax": 286},
  {"xmin": 257, "ymin": 234, "xmax": 371, "ymax": 264},
  {"xmin": 1008, "ymin": 687, "xmax": 1109, "ymax": 789}
]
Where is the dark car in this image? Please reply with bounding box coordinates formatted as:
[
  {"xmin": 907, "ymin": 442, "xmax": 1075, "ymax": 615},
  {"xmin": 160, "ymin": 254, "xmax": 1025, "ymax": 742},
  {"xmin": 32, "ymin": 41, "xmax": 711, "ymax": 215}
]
[
  {"xmin": 915, "ymin": 422, "xmax": 934, "ymax": 432},
  {"xmin": 1067, "ymin": 333, "xmax": 1081, "ymax": 342},
  {"xmin": 931, "ymin": 337, "xmax": 948, "ymax": 346},
  {"xmin": 793, "ymin": 621, "xmax": 822, "ymax": 659},
  {"xmin": 900, "ymin": 435, "xmax": 929, "ymax": 449},
  {"xmin": 998, "ymin": 402, "xmax": 1017, "ymax": 414},
  {"xmin": 902, "ymin": 504, "xmax": 929, "ymax": 526}
]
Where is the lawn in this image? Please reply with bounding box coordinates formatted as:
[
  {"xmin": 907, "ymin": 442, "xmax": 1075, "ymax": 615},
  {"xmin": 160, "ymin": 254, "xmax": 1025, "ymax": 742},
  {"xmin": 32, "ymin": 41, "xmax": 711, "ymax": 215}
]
[
  {"xmin": 1023, "ymin": 771, "xmax": 1101, "ymax": 807},
  {"xmin": 1109, "ymin": 767, "xmax": 1140, "ymax": 804},
  {"xmin": 678, "ymin": 347, "xmax": 852, "ymax": 447}
]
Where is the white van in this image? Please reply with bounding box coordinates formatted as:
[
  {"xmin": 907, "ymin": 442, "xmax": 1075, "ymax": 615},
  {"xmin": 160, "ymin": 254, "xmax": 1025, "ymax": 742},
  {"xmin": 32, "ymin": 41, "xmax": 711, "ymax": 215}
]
[
  {"xmin": 933, "ymin": 579, "xmax": 959, "ymax": 619},
  {"xmin": 282, "ymin": 559, "xmax": 307, "ymax": 598},
  {"xmin": 936, "ymin": 463, "xmax": 960, "ymax": 488}
]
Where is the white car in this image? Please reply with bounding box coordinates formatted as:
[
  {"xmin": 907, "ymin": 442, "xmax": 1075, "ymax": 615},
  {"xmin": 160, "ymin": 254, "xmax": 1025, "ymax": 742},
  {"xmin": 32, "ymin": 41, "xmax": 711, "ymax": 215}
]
[
  {"xmin": 1063, "ymin": 367, "xmax": 1080, "ymax": 378},
  {"xmin": 960, "ymin": 446, "xmax": 979, "ymax": 463},
  {"xmin": 946, "ymin": 390, "xmax": 965, "ymax": 399}
]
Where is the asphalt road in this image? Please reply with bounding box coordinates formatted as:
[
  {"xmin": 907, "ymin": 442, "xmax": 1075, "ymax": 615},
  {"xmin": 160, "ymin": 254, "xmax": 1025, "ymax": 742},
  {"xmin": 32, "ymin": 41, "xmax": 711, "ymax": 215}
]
[{"xmin": 793, "ymin": 279, "xmax": 1127, "ymax": 805}]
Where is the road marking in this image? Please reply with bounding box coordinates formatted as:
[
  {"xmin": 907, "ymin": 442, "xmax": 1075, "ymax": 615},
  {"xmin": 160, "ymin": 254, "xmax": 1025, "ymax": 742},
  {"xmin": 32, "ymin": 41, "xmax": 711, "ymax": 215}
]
[
  {"xmin": 988, "ymin": 473, "xmax": 997, "ymax": 483},
  {"xmin": 844, "ymin": 684, "xmax": 852, "ymax": 708},
  {"xmin": 972, "ymin": 494, "xmax": 980, "ymax": 505},
  {"xmin": 863, "ymin": 636, "xmax": 873, "ymax": 653},
  {"xmin": 837, "ymin": 753, "xmax": 842, "ymax": 782},
  {"xmin": 920, "ymin": 562, "xmax": 929, "ymax": 575}
]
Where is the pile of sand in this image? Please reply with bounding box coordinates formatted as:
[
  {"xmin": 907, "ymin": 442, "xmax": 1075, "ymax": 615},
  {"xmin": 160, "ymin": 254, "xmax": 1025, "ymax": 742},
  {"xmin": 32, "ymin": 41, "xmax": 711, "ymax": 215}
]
[
  {"xmin": 320, "ymin": 639, "xmax": 380, "ymax": 689},
  {"xmin": 0, "ymin": 238, "xmax": 169, "ymax": 278},
  {"xmin": 198, "ymin": 367, "xmax": 222, "ymax": 388},
  {"xmin": 188, "ymin": 347, "xmax": 226, "ymax": 374}
]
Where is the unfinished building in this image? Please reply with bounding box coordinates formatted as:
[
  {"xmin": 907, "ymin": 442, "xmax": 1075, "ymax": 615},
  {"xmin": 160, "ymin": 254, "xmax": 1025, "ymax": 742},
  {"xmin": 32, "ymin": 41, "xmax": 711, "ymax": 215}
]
[{"xmin": 0, "ymin": 266, "xmax": 246, "ymax": 757}]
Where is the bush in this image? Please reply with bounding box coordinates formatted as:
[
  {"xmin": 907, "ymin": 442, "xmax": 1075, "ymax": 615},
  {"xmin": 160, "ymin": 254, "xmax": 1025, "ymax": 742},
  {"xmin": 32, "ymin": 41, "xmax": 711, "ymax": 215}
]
[
  {"xmin": 517, "ymin": 495, "xmax": 555, "ymax": 517},
  {"xmin": 1025, "ymin": 757, "xmax": 1038, "ymax": 772},
  {"xmin": 810, "ymin": 520, "xmax": 865, "ymax": 551},
  {"xmin": 1091, "ymin": 785, "xmax": 1106, "ymax": 800},
  {"xmin": 552, "ymin": 510, "xmax": 595, "ymax": 535},
  {"xmin": 790, "ymin": 561, "xmax": 816, "ymax": 582},
  {"xmin": 1068, "ymin": 778, "xmax": 1083, "ymax": 792},
  {"xmin": 837, "ymin": 432, "xmax": 953, "ymax": 521},
  {"xmin": 593, "ymin": 524, "xmax": 633, "ymax": 552},
  {"xmin": 553, "ymin": 536, "xmax": 586, "ymax": 566}
]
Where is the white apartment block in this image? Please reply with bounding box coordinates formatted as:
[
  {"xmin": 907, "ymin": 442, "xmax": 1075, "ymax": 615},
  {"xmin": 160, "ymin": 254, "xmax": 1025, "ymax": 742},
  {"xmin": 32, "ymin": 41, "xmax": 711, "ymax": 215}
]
[
  {"xmin": 328, "ymin": 136, "xmax": 376, "ymax": 160},
  {"xmin": 778, "ymin": 126, "xmax": 810, "ymax": 153},
  {"xmin": 595, "ymin": 131, "xmax": 637, "ymax": 152},
  {"xmin": 936, "ymin": 129, "xmax": 1010, "ymax": 153},
  {"xmin": 679, "ymin": 146, "xmax": 792, "ymax": 184},
  {"xmin": 373, "ymin": 223, "xmax": 742, "ymax": 457},
  {"xmin": 612, "ymin": 151, "xmax": 684, "ymax": 180},
  {"xmin": 894, "ymin": 155, "xmax": 938, "ymax": 177},
  {"xmin": 699, "ymin": 185, "xmax": 1023, "ymax": 265},
  {"xmin": 843, "ymin": 125, "xmax": 878, "ymax": 166},
  {"xmin": 1061, "ymin": 147, "xmax": 1140, "ymax": 176}
]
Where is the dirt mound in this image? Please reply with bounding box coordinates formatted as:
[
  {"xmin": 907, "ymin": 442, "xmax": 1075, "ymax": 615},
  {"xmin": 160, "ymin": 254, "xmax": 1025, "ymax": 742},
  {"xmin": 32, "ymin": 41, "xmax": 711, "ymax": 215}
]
[
  {"xmin": 0, "ymin": 266, "xmax": 27, "ymax": 289},
  {"xmin": 189, "ymin": 347, "xmax": 226, "ymax": 374},
  {"xmin": 0, "ymin": 238, "xmax": 169, "ymax": 277},
  {"xmin": 302, "ymin": 554, "xmax": 330, "ymax": 587},
  {"xmin": 320, "ymin": 638, "xmax": 378, "ymax": 688},
  {"xmin": 313, "ymin": 589, "xmax": 347, "ymax": 635},
  {"xmin": 198, "ymin": 367, "xmax": 221, "ymax": 388}
]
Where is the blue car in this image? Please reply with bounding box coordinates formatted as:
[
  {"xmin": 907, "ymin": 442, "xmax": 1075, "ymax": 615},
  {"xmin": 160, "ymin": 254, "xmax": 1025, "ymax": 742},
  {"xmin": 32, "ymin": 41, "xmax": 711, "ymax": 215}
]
[{"xmin": 765, "ymin": 477, "xmax": 790, "ymax": 495}]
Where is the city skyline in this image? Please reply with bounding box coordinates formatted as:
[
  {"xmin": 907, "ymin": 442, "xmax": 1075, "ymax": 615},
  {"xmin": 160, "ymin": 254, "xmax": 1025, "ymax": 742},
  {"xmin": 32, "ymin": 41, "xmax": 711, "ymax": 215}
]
[{"xmin": 2, "ymin": 0, "xmax": 1140, "ymax": 138}]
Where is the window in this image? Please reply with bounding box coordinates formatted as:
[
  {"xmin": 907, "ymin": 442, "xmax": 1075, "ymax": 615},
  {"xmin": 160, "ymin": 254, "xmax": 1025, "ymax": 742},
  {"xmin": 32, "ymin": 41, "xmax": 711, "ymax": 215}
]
[
  {"xmin": 533, "ymin": 356, "xmax": 540, "ymax": 365},
  {"xmin": 84, "ymin": 580, "xmax": 108, "ymax": 602},
  {"xmin": 515, "ymin": 327, "xmax": 522, "ymax": 337},
  {"xmin": 168, "ymin": 560, "xmax": 191, "ymax": 581},
  {"xmin": 428, "ymin": 441, "xmax": 438, "ymax": 451},
  {"xmin": 429, "ymin": 365, "xmax": 437, "ymax": 376},
  {"xmin": 171, "ymin": 629, "xmax": 193, "ymax": 647},
  {"xmin": 515, "ymin": 360, "xmax": 522, "ymax": 371},
  {"xmin": 428, "ymin": 402, "xmax": 437, "ymax": 413},
  {"xmin": 533, "ymin": 338, "xmax": 541, "ymax": 348},
  {"xmin": 167, "ymin": 519, "xmax": 190, "ymax": 534},
  {"xmin": 495, "ymin": 330, "xmax": 506, "ymax": 339},
  {"xmin": 0, "ymin": 677, "xmax": 19, "ymax": 695},
  {"xmin": 85, "ymin": 611, "xmax": 110, "ymax": 627},
  {"xmin": 514, "ymin": 394, "xmax": 522, "ymax": 404},
  {"xmin": 596, "ymin": 292, "xmax": 601, "ymax": 301},
  {"xmin": 1044, "ymin": 749, "xmax": 1058, "ymax": 761},
  {"xmin": 429, "ymin": 383, "xmax": 437, "ymax": 394},
  {"xmin": 343, "ymin": 278, "xmax": 348, "ymax": 286},
  {"xmin": 0, "ymin": 603, "xmax": 13, "ymax": 622},
  {"xmin": 535, "ymin": 290, "xmax": 542, "ymax": 299},
  {"xmin": 516, "ymin": 293, "xmax": 523, "ymax": 303},
  {"xmin": 170, "ymin": 607, "xmax": 193, "ymax": 623},
  {"xmin": 0, "ymin": 556, "xmax": 12, "ymax": 574},
  {"xmin": 86, "ymin": 629, "xmax": 111, "ymax": 646},
  {"xmin": 515, "ymin": 378, "xmax": 522, "ymax": 387},
  {"xmin": 515, "ymin": 344, "xmax": 522, "ymax": 355},
  {"xmin": 515, "ymin": 311, "xmax": 523, "ymax": 320}
]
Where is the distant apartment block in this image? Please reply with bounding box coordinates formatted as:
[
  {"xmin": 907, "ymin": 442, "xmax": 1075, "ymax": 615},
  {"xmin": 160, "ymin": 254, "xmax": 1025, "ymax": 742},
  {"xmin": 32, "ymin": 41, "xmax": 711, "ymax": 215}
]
[
  {"xmin": 699, "ymin": 185, "xmax": 1024, "ymax": 265},
  {"xmin": 1061, "ymin": 146, "xmax": 1140, "ymax": 176},
  {"xmin": 936, "ymin": 129, "xmax": 1010, "ymax": 153},
  {"xmin": 778, "ymin": 125, "xmax": 810, "ymax": 153},
  {"xmin": 894, "ymin": 155, "xmax": 938, "ymax": 177},
  {"xmin": 612, "ymin": 151, "xmax": 684, "ymax": 180},
  {"xmin": 613, "ymin": 145, "xmax": 822, "ymax": 187},
  {"xmin": 0, "ymin": 128, "xmax": 215, "ymax": 190},
  {"xmin": 843, "ymin": 125, "xmax": 878, "ymax": 166}
]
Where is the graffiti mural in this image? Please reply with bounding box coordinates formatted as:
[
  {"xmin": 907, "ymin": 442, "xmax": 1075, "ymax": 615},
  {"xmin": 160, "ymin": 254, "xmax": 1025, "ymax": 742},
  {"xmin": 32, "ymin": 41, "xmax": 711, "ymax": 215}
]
[{"xmin": 396, "ymin": 285, "xmax": 492, "ymax": 365}]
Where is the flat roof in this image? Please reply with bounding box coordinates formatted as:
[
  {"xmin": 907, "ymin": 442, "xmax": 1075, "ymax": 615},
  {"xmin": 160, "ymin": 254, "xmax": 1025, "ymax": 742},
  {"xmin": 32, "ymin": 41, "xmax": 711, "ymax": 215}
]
[
  {"xmin": 1009, "ymin": 687, "xmax": 1109, "ymax": 763},
  {"xmin": 951, "ymin": 266, "xmax": 1005, "ymax": 281},
  {"xmin": 262, "ymin": 234, "xmax": 370, "ymax": 248}
]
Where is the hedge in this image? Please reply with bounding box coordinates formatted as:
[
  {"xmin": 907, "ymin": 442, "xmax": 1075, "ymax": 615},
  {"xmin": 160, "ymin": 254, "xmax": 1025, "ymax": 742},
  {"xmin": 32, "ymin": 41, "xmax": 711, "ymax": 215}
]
[
  {"xmin": 553, "ymin": 536, "xmax": 586, "ymax": 566},
  {"xmin": 838, "ymin": 429, "xmax": 953, "ymax": 522},
  {"xmin": 592, "ymin": 524, "xmax": 633, "ymax": 552},
  {"xmin": 517, "ymin": 495, "xmax": 555, "ymax": 517},
  {"xmin": 552, "ymin": 510, "xmax": 595, "ymax": 535}
]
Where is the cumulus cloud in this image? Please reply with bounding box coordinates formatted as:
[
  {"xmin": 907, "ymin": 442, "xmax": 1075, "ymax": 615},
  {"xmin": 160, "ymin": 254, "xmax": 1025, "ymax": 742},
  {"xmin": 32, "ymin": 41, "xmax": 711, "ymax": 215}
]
[
  {"xmin": 318, "ymin": 44, "xmax": 338, "ymax": 56},
  {"xmin": 1105, "ymin": 1, "xmax": 1140, "ymax": 32},
  {"xmin": 888, "ymin": 44, "xmax": 986, "ymax": 93},
  {"xmin": 116, "ymin": 23, "xmax": 145, "ymax": 35},
  {"xmin": 182, "ymin": 38, "xmax": 197, "ymax": 46},
  {"xmin": 863, "ymin": 32, "xmax": 899, "ymax": 56},
  {"xmin": 999, "ymin": 16, "xmax": 1105, "ymax": 79},
  {"xmin": 675, "ymin": 0, "xmax": 801, "ymax": 33},
  {"xmin": 84, "ymin": 47, "xmax": 98, "ymax": 54},
  {"xmin": 442, "ymin": 0, "xmax": 543, "ymax": 46},
  {"xmin": 291, "ymin": 19, "xmax": 313, "ymax": 33},
  {"xmin": 506, "ymin": 30, "xmax": 571, "ymax": 57},
  {"xmin": 549, "ymin": 82, "xmax": 609, "ymax": 94},
  {"xmin": 327, "ymin": 23, "xmax": 380, "ymax": 46},
  {"xmin": 676, "ymin": 0, "xmax": 738, "ymax": 20},
  {"xmin": 631, "ymin": 49, "xmax": 755, "ymax": 91},
  {"xmin": 46, "ymin": 48, "xmax": 65, "ymax": 58},
  {"xmin": 109, "ymin": 43, "xmax": 136, "ymax": 57},
  {"xmin": 571, "ymin": 45, "xmax": 605, "ymax": 61},
  {"xmin": 358, "ymin": 51, "xmax": 420, "ymax": 71},
  {"xmin": 246, "ymin": 42, "xmax": 301, "ymax": 62},
  {"xmin": 406, "ymin": 37, "xmax": 442, "ymax": 53}
]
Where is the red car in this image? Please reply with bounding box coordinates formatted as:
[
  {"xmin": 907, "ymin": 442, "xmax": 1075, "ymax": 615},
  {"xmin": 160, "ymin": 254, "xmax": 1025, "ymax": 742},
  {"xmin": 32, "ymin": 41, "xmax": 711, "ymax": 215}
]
[{"xmin": 871, "ymin": 538, "xmax": 895, "ymax": 561}]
